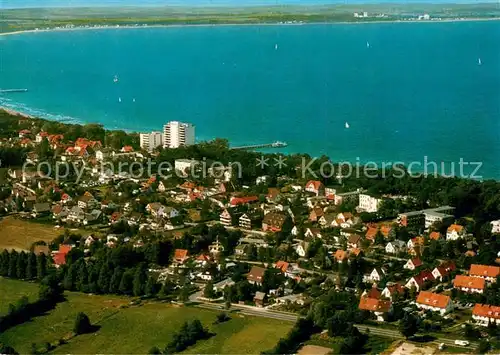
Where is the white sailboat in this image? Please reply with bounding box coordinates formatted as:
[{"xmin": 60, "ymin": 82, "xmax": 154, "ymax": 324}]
[
  {"xmin": 275, "ymin": 43, "xmax": 278, "ymax": 50},
  {"xmin": 345, "ymin": 122, "xmax": 350, "ymax": 129},
  {"xmin": 366, "ymin": 41, "xmax": 370, "ymax": 48},
  {"xmin": 118, "ymin": 97, "xmax": 122, "ymax": 103},
  {"xmin": 478, "ymin": 58, "xmax": 482, "ymax": 66},
  {"xmin": 113, "ymin": 75, "xmax": 119, "ymax": 83},
  {"xmin": 132, "ymin": 98, "xmax": 136, "ymax": 103}
]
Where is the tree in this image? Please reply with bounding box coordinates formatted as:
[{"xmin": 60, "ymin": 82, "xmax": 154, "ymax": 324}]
[
  {"xmin": 133, "ymin": 263, "xmax": 147, "ymax": 297},
  {"xmin": 477, "ymin": 340, "xmax": 491, "ymax": 354},
  {"xmin": 399, "ymin": 312, "xmax": 419, "ymax": 339},
  {"xmin": 203, "ymin": 281, "xmax": 216, "ymax": 300},
  {"xmin": 63, "ymin": 263, "xmax": 78, "ymax": 291},
  {"xmin": 119, "ymin": 271, "xmax": 134, "ymax": 295},
  {"xmin": 109, "ymin": 267, "xmax": 123, "ymax": 294},
  {"xmin": 39, "ymin": 274, "xmax": 63, "ymax": 302},
  {"xmin": 25, "ymin": 252, "xmax": 37, "ymax": 280},
  {"xmin": 15, "ymin": 251, "xmax": 27, "ymax": 279},
  {"xmin": 0, "ymin": 344, "xmax": 19, "ymax": 354},
  {"xmin": 73, "ymin": 312, "xmax": 92, "ymax": 335},
  {"xmin": 148, "ymin": 346, "xmax": 162, "ymax": 354},
  {"xmin": 36, "ymin": 253, "xmax": 47, "ymax": 280},
  {"xmin": 8, "ymin": 250, "xmax": 18, "ymax": 278},
  {"xmin": 145, "ymin": 277, "xmax": 158, "ymax": 297}
]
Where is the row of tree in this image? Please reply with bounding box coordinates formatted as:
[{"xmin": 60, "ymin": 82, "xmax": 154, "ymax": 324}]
[
  {"xmin": 149, "ymin": 319, "xmax": 210, "ymax": 354},
  {"xmin": 0, "ymin": 250, "xmax": 48, "ymax": 280}
]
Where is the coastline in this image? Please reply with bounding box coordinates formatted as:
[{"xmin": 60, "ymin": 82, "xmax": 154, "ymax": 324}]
[{"xmin": 1, "ymin": 17, "xmax": 499, "ymax": 37}]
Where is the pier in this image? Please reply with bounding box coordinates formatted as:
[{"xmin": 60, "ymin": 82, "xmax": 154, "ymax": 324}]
[
  {"xmin": 231, "ymin": 141, "xmax": 288, "ymax": 150},
  {"xmin": 0, "ymin": 89, "xmax": 28, "ymax": 93}
]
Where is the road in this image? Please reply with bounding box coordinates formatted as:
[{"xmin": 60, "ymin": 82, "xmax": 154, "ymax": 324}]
[{"xmin": 190, "ymin": 295, "xmax": 477, "ymax": 350}]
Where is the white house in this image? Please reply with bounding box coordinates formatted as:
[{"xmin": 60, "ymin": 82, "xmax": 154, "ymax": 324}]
[
  {"xmin": 305, "ymin": 180, "xmax": 324, "ymax": 196},
  {"xmin": 365, "ymin": 268, "xmax": 385, "ymax": 282},
  {"xmin": 385, "ymin": 240, "xmax": 406, "ymax": 254},
  {"xmin": 358, "ymin": 194, "xmax": 382, "ymax": 213},
  {"xmin": 403, "ymin": 258, "xmax": 423, "ymax": 271},
  {"xmin": 472, "ymin": 304, "xmax": 500, "ymax": 326},
  {"xmin": 446, "ymin": 224, "xmax": 466, "ymax": 240},
  {"xmin": 295, "ymin": 242, "xmax": 309, "ymax": 258},
  {"xmin": 491, "ymin": 220, "xmax": 500, "ymax": 234},
  {"xmin": 304, "ymin": 228, "xmax": 322, "ymax": 239},
  {"xmin": 174, "ymin": 159, "xmax": 199, "ymax": 177},
  {"xmin": 415, "ymin": 291, "xmax": 453, "ymax": 315},
  {"xmin": 381, "ymin": 283, "xmax": 405, "ymax": 301}
]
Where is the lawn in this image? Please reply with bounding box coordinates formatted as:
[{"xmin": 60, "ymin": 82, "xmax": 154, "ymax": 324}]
[
  {"xmin": 307, "ymin": 333, "xmax": 393, "ymax": 354},
  {"xmin": 0, "ymin": 216, "xmax": 89, "ymax": 251},
  {"xmin": 0, "ymin": 289, "xmax": 292, "ymax": 354},
  {"xmin": 0, "ymin": 278, "xmax": 39, "ymax": 315}
]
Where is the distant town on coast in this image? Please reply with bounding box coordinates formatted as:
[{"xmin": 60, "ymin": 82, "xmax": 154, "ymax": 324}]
[{"xmin": 1, "ymin": 1, "xmax": 500, "ymax": 355}]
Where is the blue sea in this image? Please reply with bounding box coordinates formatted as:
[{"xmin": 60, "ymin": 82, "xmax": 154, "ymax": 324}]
[{"xmin": 1, "ymin": 21, "xmax": 499, "ymax": 178}]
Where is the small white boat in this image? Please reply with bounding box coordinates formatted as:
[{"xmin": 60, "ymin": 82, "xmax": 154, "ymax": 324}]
[
  {"xmin": 275, "ymin": 43, "xmax": 278, "ymax": 50},
  {"xmin": 113, "ymin": 75, "xmax": 119, "ymax": 83},
  {"xmin": 366, "ymin": 41, "xmax": 370, "ymax": 48},
  {"xmin": 478, "ymin": 58, "xmax": 482, "ymax": 66},
  {"xmin": 132, "ymin": 98, "xmax": 136, "ymax": 103},
  {"xmin": 118, "ymin": 97, "xmax": 122, "ymax": 103},
  {"xmin": 345, "ymin": 122, "xmax": 350, "ymax": 129}
]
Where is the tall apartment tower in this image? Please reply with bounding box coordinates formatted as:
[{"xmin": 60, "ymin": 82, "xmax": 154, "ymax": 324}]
[
  {"xmin": 139, "ymin": 131, "xmax": 164, "ymax": 151},
  {"xmin": 163, "ymin": 121, "xmax": 195, "ymax": 148}
]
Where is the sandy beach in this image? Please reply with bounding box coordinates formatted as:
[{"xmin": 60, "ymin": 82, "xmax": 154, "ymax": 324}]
[
  {"xmin": 0, "ymin": 106, "xmax": 34, "ymax": 119},
  {"xmin": 0, "ymin": 17, "xmax": 499, "ymax": 37}
]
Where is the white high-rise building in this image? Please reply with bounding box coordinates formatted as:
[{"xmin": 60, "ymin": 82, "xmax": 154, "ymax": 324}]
[
  {"xmin": 140, "ymin": 131, "xmax": 164, "ymax": 151},
  {"xmin": 163, "ymin": 121, "xmax": 195, "ymax": 148}
]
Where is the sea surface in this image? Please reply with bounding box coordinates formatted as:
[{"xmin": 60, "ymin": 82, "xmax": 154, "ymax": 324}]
[{"xmin": 1, "ymin": 22, "xmax": 499, "ymax": 178}]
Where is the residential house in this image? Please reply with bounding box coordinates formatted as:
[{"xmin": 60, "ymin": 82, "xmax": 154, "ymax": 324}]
[
  {"xmin": 32, "ymin": 203, "xmax": 51, "ymax": 217},
  {"xmin": 239, "ymin": 213, "xmax": 262, "ymax": 230},
  {"xmin": 347, "ymin": 234, "xmax": 362, "ymax": 249},
  {"xmin": 491, "ymin": 220, "xmax": 500, "ymax": 234},
  {"xmin": 334, "ymin": 249, "xmax": 349, "ymax": 264},
  {"xmin": 366, "ymin": 268, "xmax": 386, "ymax": 282},
  {"xmin": 432, "ymin": 261, "xmax": 456, "ymax": 281},
  {"xmin": 262, "ymin": 212, "xmax": 291, "ymax": 232},
  {"xmin": 385, "ymin": 240, "xmax": 406, "ymax": 254},
  {"xmin": 380, "ymin": 225, "xmax": 394, "ymax": 239},
  {"xmin": 318, "ymin": 213, "xmax": 336, "ymax": 228},
  {"xmin": 266, "ymin": 188, "xmax": 280, "ymax": 203},
  {"xmin": 295, "ymin": 241, "xmax": 309, "ymax": 258},
  {"xmin": 304, "ymin": 228, "xmax": 322, "ymax": 239},
  {"xmin": 358, "ymin": 194, "xmax": 382, "ymax": 213},
  {"xmin": 365, "ymin": 227, "xmax": 378, "ymax": 243},
  {"xmin": 404, "ymin": 258, "xmax": 423, "ymax": 271},
  {"xmin": 472, "ymin": 304, "xmax": 500, "ymax": 326},
  {"xmin": 254, "ymin": 291, "xmax": 267, "ymax": 307},
  {"xmin": 453, "ymin": 275, "xmax": 486, "ymax": 294},
  {"xmin": 469, "ymin": 264, "xmax": 500, "ymax": 282},
  {"xmin": 309, "ymin": 207, "xmax": 324, "ymax": 222},
  {"xmin": 220, "ymin": 209, "xmax": 237, "ymax": 227},
  {"xmin": 234, "ymin": 244, "xmax": 248, "ymax": 258},
  {"xmin": 381, "ymin": 283, "xmax": 405, "ymax": 301},
  {"xmin": 334, "ymin": 190, "xmax": 361, "ymax": 206},
  {"xmin": 358, "ymin": 297, "xmax": 392, "ymax": 322},
  {"xmin": 67, "ymin": 206, "xmax": 86, "ymax": 224},
  {"xmin": 405, "ymin": 269, "xmax": 435, "ymax": 291},
  {"xmin": 362, "ymin": 286, "xmax": 382, "ymax": 300},
  {"xmin": 52, "ymin": 244, "xmax": 73, "ymax": 268},
  {"xmin": 78, "ymin": 194, "xmax": 98, "ymax": 210},
  {"xmin": 173, "ymin": 249, "xmax": 189, "ymax": 264},
  {"xmin": 84, "ymin": 236, "xmax": 95, "ymax": 247},
  {"xmin": 407, "ymin": 236, "xmax": 425, "ymax": 255},
  {"xmin": 247, "ymin": 266, "xmax": 266, "ymax": 285},
  {"xmin": 84, "ymin": 210, "xmax": 103, "ymax": 225},
  {"xmin": 208, "ymin": 240, "xmax": 224, "ymax": 256},
  {"xmin": 415, "ymin": 291, "xmax": 453, "ymax": 315},
  {"xmin": 429, "ymin": 231, "xmax": 442, "ymax": 241},
  {"xmin": 305, "ymin": 180, "xmax": 325, "ymax": 196},
  {"xmin": 230, "ymin": 196, "xmax": 259, "ymax": 207},
  {"xmin": 447, "ymin": 224, "xmax": 466, "ymax": 240}
]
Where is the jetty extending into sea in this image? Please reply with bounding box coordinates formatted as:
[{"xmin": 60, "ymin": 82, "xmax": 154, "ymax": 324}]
[{"xmin": 231, "ymin": 141, "xmax": 288, "ymax": 150}]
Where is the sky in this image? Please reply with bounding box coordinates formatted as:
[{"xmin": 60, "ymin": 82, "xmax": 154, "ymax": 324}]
[{"xmin": 2, "ymin": 0, "xmax": 495, "ymax": 9}]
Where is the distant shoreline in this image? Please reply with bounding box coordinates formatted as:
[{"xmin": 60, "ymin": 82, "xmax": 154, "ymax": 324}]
[{"xmin": 1, "ymin": 17, "xmax": 499, "ymax": 37}]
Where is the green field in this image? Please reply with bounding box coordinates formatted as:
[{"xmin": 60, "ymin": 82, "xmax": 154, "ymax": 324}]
[
  {"xmin": 0, "ymin": 279, "xmax": 292, "ymax": 354},
  {"xmin": 0, "ymin": 278, "xmax": 39, "ymax": 315}
]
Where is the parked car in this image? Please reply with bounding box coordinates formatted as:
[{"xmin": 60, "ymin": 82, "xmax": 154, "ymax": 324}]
[{"xmin": 454, "ymin": 340, "xmax": 469, "ymax": 346}]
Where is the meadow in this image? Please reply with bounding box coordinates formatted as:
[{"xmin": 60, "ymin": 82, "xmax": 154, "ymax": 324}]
[
  {"xmin": 0, "ymin": 278, "xmax": 293, "ymax": 354},
  {"xmin": 0, "ymin": 216, "xmax": 88, "ymax": 251},
  {"xmin": 0, "ymin": 278, "xmax": 39, "ymax": 315}
]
